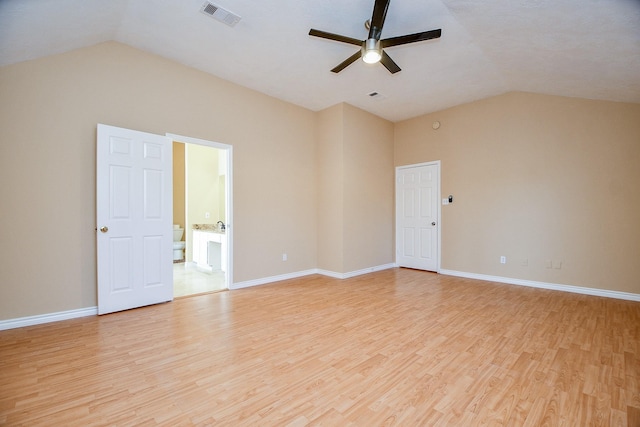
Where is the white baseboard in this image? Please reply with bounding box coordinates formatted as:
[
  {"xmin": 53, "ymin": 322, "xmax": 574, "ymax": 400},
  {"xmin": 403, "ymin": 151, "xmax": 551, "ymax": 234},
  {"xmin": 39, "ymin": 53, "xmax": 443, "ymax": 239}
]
[
  {"xmin": 440, "ymin": 269, "xmax": 640, "ymax": 302},
  {"xmin": 231, "ymin": 263, "xmax": 397, "ymax": 289},
  {"xmin": 230, "ymin": 269, "xmax": 319, "ymax": 289},
  {"xmin": 11, "ymin": 266, "xmax": 583, "ymax": 331},
  {"xmin": 0, "ymin": 306, "xmax": 98, "ymax": 331},
  {"xmin": 317, "ymin": 263, "xmax": 397, "ymax": 280}
]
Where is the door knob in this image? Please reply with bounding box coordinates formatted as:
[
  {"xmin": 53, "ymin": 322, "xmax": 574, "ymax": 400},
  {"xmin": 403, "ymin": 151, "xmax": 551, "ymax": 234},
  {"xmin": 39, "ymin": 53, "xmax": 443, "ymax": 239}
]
[
  {"xmin": 431, "ymin": 222, "xmax": 436, "ymax": 226},
  {"xmin": 100, "ymin": 226, "xmax": 109, "ymax": 233}
]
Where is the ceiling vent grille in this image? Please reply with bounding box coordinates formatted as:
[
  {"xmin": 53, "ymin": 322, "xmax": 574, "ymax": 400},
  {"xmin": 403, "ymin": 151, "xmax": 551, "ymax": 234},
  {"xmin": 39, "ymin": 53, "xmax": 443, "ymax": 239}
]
[
  {"xmin": 200, "ymin": 2, "xmax": 241, "ymax": 27},
  {"xmin": 367, "ymin": 91, "xmax": 387, "ymax": 101}
]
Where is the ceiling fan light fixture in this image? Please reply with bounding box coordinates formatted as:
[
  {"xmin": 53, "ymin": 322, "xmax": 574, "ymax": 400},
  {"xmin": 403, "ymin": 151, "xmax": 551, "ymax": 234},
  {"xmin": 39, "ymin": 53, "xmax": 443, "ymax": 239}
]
[{"xmin": 362, "ymin": 38, "xmax": 382, "ymax": 64}]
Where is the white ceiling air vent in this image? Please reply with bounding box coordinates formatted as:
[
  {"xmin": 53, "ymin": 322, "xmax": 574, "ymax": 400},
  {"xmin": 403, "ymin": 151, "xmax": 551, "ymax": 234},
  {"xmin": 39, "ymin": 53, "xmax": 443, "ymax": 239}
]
[
  {"xmin": 367, "ymin": 91, "xmax": 387, "ymax": 101},
  {"xmin": 200, "ymin": 2, "xmax": 241, "ymax": 27}
]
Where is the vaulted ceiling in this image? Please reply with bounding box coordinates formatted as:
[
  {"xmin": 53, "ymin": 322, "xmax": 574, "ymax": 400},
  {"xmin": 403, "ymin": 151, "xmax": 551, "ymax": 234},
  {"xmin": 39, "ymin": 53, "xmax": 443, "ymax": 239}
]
[{"xmin": 1, "ymin": 0, "xmax": 639, "ymax": 122}]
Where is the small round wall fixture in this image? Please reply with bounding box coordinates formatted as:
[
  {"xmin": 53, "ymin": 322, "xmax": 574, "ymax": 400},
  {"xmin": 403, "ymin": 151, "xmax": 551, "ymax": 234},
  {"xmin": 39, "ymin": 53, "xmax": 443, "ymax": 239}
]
[{"xmin": 432, "ymin": 121, "xmax": 441, "ymax": 130}]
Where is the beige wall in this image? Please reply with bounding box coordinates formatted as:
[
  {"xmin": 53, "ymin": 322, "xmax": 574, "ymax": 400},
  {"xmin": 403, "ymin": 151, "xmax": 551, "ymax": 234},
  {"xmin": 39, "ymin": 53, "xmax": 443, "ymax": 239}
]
[
  {"xmin": 1, "ymin": 40, "xmax": 638, "ymax": 321},
  {"xmin": 185, "ymin": 143, "xmax": 220, "ymax": 262},
  {"xmin": 0, "ymin": 42, "xmax": 319, "ymax": 319},
  {"xmin": 342, "ymin": 104, "xmax": 395, "ymax": 272},
  {"xmin": 218, "ymin": 151, "xmax": 226, "ymax": 224},
  {"xmin": 395, "ymin": 92, "xmax": 640, "ymax": 294},
  {"xmin": 316, "ymin": 104, "xmax": 395, "ymax": 274},
  {"xmin": 172, "ymin": 142, "xmax": 186, "ymax": 231},
  {"xmin": 316, "ymin": 104, "xmax": 345, "ymax": 272}
]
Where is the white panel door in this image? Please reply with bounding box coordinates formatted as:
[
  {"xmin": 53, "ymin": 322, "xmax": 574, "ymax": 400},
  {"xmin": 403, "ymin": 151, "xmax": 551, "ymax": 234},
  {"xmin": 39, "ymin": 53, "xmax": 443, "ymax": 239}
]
[
  {"xmin": 396, "ymin": 163, "xmax": 439, "ymax": 272},
  {"xmin": 97, "ymin": 124, "xmax": 173, "ymax": 315}
]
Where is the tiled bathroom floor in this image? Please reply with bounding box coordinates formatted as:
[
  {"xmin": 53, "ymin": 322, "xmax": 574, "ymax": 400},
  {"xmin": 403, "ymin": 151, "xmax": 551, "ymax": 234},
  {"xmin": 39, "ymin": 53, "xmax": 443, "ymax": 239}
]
[{"xmin": 173, "ymin": 262, "xmax": 227, "ymax": 297}]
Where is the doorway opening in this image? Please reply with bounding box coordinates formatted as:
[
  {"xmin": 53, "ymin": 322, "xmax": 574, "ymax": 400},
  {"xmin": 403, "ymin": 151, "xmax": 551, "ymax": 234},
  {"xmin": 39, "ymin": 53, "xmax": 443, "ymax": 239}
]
[{"xmin": 168, "ymin": 133, "xmax": 233, "ymax": 297}]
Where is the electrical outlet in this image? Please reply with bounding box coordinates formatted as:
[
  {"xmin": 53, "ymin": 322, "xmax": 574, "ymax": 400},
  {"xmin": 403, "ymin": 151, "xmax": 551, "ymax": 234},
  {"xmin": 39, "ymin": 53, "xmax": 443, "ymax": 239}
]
[
  {"xmin": 282, "ymin": 253, "xmax": 287, "ymax": 261},
  {"xmin": 500, "ymin": 256, "xmax": 506, "ymax": 264},
  {"xmin": 205, "ymin": 212, "xmax": 210, "ymax": 219}
]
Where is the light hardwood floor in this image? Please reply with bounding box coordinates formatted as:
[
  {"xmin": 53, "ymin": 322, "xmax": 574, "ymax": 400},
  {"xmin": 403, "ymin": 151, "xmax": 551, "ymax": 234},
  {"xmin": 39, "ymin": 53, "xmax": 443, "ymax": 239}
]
[{"xmin": 1, "ymin": 268, "xmax": 639, "ymax": 426}]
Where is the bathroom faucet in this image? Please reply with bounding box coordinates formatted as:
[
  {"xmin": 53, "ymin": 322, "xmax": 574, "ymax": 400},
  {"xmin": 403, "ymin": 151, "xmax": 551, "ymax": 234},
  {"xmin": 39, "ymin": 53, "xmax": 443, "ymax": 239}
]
[{"xmin": 217, "ymin": 221, "xmax": 226, "ymax": 231}]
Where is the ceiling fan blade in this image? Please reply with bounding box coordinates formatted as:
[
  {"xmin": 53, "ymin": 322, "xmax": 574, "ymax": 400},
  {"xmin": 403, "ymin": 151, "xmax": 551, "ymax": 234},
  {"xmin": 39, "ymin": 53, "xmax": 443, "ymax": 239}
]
[
  {"xmin": 368, "ymin": 0, "xmax": 390, "ymax": 40},
  {"xmin": 309, "ymin": 29, "xmax": 362, "ymax": 46},
  {"xmin": 381, "ymin": 29, "xmax": 442, "ymax": 48},
  {"xmin": 380, "ymin": 51, "xmax": 401, "ymax": 74},
  {"xmin": 331, "ymin": 51, "xmax": 362, "ymax": 73}
]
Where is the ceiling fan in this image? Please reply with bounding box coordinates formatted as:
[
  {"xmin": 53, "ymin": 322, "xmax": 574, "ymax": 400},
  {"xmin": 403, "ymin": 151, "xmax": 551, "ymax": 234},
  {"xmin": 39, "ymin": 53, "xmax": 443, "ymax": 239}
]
[{"xmin": 308, "ymin": 0, "xmax": 442, "ymax": 74}]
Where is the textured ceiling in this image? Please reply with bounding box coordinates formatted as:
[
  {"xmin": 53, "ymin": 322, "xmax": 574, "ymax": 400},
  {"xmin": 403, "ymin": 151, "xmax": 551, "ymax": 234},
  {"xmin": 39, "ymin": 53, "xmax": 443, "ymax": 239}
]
[{"xmin": 1, "ymin": 0, "xmax": 639, "ymax": 122}]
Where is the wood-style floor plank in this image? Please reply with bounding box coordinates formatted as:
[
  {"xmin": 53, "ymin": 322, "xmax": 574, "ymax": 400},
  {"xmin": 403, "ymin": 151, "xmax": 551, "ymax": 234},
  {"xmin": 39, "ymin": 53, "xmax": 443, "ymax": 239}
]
[{"xmin": 1, "ymin": 268, "xmax": 639, "ymax": 426}]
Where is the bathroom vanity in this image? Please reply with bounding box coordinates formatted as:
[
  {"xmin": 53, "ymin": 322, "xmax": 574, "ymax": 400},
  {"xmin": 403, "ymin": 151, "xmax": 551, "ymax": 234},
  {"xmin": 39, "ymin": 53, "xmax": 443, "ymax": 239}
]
[{"xmin": 192, "ymin": 226, "xmax": 226, "ymax": 272}]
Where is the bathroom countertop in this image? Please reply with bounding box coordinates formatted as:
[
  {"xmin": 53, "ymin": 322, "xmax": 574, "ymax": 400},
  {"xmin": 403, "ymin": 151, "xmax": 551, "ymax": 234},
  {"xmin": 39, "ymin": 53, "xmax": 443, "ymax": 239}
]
[{"xmin": 192, "ymin": 224, "xmax": 225, "ymax": 233}]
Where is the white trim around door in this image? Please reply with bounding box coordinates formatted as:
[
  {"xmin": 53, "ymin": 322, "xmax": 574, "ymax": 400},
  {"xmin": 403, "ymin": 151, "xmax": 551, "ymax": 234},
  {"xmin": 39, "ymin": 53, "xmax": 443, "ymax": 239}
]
[{"xmin": 166, "ymin": 133, "xmax": 233, "ymax": 289}]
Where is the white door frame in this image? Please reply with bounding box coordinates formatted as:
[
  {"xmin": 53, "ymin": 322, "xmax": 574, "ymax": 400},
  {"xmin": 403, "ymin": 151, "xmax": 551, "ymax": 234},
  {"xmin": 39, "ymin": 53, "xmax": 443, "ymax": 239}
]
[
  {"xmin": 167, "ymin": 133, "xmax": 233, "ymax": 288},
  {"xmin": 395, "ymin": 161, "xmax": 441, "ymax": 272}
]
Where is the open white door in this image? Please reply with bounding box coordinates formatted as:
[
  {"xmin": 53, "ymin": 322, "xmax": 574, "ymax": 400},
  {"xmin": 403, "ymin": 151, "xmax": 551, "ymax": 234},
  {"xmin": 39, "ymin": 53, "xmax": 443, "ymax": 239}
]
[
  {"xmin": 97, "ymin": 124, "xmax": 173, "ymax": 315},
  {"xmin": 396, "ymin": 162, "xmax": 440, "ymax": 272}
]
